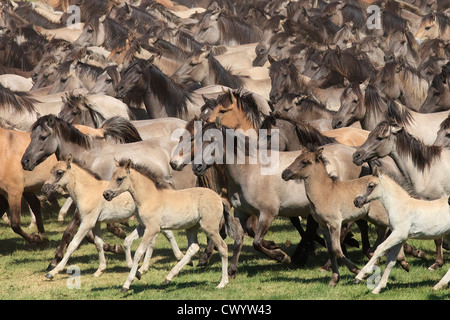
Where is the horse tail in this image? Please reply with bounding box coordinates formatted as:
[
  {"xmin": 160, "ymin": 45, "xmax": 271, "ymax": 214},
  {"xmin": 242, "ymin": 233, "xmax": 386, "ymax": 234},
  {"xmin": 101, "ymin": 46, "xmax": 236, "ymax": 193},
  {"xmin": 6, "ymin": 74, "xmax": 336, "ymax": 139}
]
[
  {"xmin": 222, "ymin": 201, "xmax": 235, "ymax": 239},
  {"xmin": 100, "ymin": 116, "xmax": 143, "ymax": 143}
]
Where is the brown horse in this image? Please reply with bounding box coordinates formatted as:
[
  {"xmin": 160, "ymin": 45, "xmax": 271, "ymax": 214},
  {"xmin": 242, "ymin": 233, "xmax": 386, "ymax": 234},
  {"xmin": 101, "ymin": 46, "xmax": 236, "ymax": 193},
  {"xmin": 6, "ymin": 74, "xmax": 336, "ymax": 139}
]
[{"xmin": 0, "ymin": 125, "xmax": 57, "ymax": 243}]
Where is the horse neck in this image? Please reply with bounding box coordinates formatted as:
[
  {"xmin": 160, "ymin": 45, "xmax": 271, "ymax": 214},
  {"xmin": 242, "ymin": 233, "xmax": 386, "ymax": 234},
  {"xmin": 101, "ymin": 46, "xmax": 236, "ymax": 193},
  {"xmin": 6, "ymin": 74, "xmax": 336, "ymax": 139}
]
[
  {"xmin": 55, "ymin": 134, "xmax": 95, "ymax": 163},
  {"xmin": 362, "ymin": 99, "xmax": 387, "ymax": 131},
  {"xmin": 66, "ymin": 164, "xmax": 105, "ymax": 203},
  {"xmin": 128, "ymin": 170, "xmax": 161, "ymax": 207},
  {"xmin": 303, "ymin": 160, "xmax": 334, "ymax": 196},
  {"xmin": 378, "ymin": 175, "xmax": 410, "ymax": 210}
]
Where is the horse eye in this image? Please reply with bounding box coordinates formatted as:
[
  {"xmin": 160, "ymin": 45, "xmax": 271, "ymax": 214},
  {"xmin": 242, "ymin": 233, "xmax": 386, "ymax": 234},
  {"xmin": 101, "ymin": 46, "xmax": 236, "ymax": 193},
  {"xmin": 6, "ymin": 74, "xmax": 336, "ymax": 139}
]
[
  {"xmin": 368, "ymin": 183, "xmax": 375, "ymax": 189},
  {"xmin": 425, "ymin": 26, "xmax": 431, "ymax": 31},
  {"xmin": 39, "ymin": 135, "xmax": 47, "ymax": 141},
  {"xmin": 433, "ymin": 91, "xmax": 441, "ymax": 96},
  {"xmin": 445, "ymin": 133, "xmax": 450, "ymax": 138},
  {"xmin": 301, "ymin": 160, "xmax": 310, "ymax": 165},
  {"xmin": 56, "ymin": 170, "xmax": 64, "ymax": 176},
  {"xmin": 61, "ymin": 78, "xmax": 67, "ymax": 83},
  {"xmin": 116, "ymin": 177, "xmax": 124, "ymax": 183},
  {"xmin": 115, "ymin": 51, "xmax": 122, "ymax": 55},
  {"xmin": 105, "ymin": 79, "xmax": 113, "ymax": 84},
  {"xmin": 87, "ymin": 28, "xmax": 94, "ymax": 33},
  {"xmin": 376, "ymin": 136, "xmax": 384, "ymax": 141},
  {"xmin": 352, "ymin": 99, "xmax": 358, "ymax": 104}
]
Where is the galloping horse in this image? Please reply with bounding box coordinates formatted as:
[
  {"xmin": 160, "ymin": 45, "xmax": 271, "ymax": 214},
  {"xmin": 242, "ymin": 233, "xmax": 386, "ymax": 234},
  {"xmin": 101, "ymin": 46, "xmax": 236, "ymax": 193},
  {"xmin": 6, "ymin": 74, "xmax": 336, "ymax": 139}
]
[
  {"xmin": 282, "ymin": 147, "xmax": 408, "ymax": 286},
  {"xmin": 353, "ymin": 121, "xmax": 450, "ymax": 270},
  {"xmin": 103, "ymin": 159, "xmax": 234, "ymax": 292},
  {"xmin": 354, "ymin": 169, "xmax": 450, "ymax": 293}
]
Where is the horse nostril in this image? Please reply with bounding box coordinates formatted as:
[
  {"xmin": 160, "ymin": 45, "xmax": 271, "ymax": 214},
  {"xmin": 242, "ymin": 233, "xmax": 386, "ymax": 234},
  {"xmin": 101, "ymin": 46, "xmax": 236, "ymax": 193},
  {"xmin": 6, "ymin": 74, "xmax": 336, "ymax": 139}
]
[
  {"xmin": 333, "ymin": 121, "xmax": 342, "ymax": 129},
  {"xmin": 281, "ymin": 169, "xmax": 293, "ymax": 181},
  {"xmin": 353, "ymin": 153, "xmax": 361, "ymax": 160}
]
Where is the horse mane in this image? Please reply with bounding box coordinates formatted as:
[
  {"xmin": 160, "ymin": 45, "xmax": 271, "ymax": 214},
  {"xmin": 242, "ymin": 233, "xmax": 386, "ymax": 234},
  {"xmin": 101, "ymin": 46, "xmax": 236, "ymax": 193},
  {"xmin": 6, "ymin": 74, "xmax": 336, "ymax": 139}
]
[
  {"xmin": 374, "ymin": 121, "xmax": 442, "ymax": 171},
  {"xmin": 386, "ymin": 100, "xmax": 414, "ymax": 127},
  {"xmin": 322, "ymin": 46, "xmax": 375, "ymax": 82},
  {"xmin": 216, "ymin": 11, "xmax": 263, "ymax": 44},
  {"xmin": 430, "ymin": 67, "xmax": 450, "ymax": 93},
  {"xmin": 0, "ymin": 83, "xmax": 38, "ymax": 114},
  {"xmin": 439, "ymin": 114, "xmax": 450, "ymax": 131},
  {"xmin": 32, "ymin": 115, "xmax": 92, "ymax": 149},
  {"xmin": 60, "ymin": 93, "xmax": 106, "ymax": 128},
  {"xmin": 15, "ymin": 3, "xmax": 63, "ymax": 29},
  {"xmin": 387, "ymin": 29, "xmax": 419, "ymax": 59},
  {"xmin": 100, "ymin": 116, "xmax": 143, "ymax": 143},
  {"xmin": 71, "ymin": 158, "xmax": 103, "ymax": 181},
  {"xmin": 207, "ymin": 54, "xmax": 244, "ymax": 89},
  {"xmin": 117, "ymin": 159, "xmax": 172, "ymax": 190},
  {"xmin": 217, "ymin": 89, "xmax": 263, "ymax": 129},
  {"xmin": 363, "ymin": 84, "xmax": 387, "ymax": 114}
]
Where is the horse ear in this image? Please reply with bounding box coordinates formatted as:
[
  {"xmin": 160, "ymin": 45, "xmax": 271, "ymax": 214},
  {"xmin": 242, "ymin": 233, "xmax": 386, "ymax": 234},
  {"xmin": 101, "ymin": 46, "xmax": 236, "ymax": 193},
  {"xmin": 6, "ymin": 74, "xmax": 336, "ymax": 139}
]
[
  {"xmin": 66, "ymin": 154, "xmax": 73, "ymax": 168},
  {"xmin": 335, "ymin": 45, "xmax": 341, "ymax": 57},
  {"xmin": 114, "ymin": 158, "xmax": 119, "ymax": 167},
  {"xmin": 268, "ymin": 55, "xmax": 277, "ymax": 64},
  {"xmin": 99, "ymin": 15, "xmax": 106, "ymax": 23},
  {"xmin": 148, "ymin": 55, "xmax": 155, "ymax": 65},
  {"xmin": 372, "ymin": 166, "xmax": 379, "ymax": 177},
  {"xmin": 125, "ymin": 159, "xmax": 132, "ymax": 173},
  {"xmin": 314, "ymin": 147, "xmax": 324, "ymax": 158},
  {"xmin": 390, "ymin": 124, "xmax": 403, "ymax": 134},
  {"xmin": 47, "ymin": 114, "xmax": 56, "ymax": 127},
  {"xmin": 215, "ymin": 116, "xmax": 222, "ymax": 128}
]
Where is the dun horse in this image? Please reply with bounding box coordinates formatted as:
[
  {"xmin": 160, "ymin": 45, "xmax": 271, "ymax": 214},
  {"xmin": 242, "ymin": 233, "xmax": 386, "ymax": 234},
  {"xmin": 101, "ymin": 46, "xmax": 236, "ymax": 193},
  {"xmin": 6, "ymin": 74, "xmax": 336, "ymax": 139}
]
[
  {"xmin": 281, "ymin": 147, "xmax": 408, "ymax": 286},
  {"xmin": 42, "ymin": 156, "xmax": 183, "ymax": 281},
  {"xmin": 103, "ymin": 159, "xmax": 234, "ymax": 292}
]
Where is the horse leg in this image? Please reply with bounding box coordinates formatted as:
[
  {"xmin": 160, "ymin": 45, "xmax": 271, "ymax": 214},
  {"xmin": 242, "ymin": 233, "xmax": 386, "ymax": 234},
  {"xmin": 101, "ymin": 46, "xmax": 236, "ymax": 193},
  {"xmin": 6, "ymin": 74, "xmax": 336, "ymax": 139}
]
[
  {"xmin": 291, "ymin": 214, "xmax": 322, "ymax": 266},
  {"xmin": 433, "ymin": 265, "xmax": 450, "ymax": 290},
  {"xmin": 121, "ymin": 226, "xmax": 159, "ymax": 293},
  {"xmin": 46, "ymin": 219, "xmax": 96, "ymax": 279},
  {"xmin": 228, "ymin": 215, "xmax": 245, "ymax": 278},
  {"xmin": 58, "ymin": 197, "xmax": 74, "ymax": 222},
  {"xmin": 23, "ymin": 192, "xmax": 45, "ymax": 236},
  {"xmin": 164, "ymin": 228, "xmax": 200, "ymax": 286},
  {"xmin": 428, "ymin": 238, "xmax": 444, "ymax": 271},
  {"xmin": 372, "ymin": 242, "xmax": 404, "ymax": 294},
  {"xmin": 355, "ymin": 231, "xmax": 405, "ymax": 284},
  {"xmin": 204, "ymin": 229, "xmax": 229, "ymax": 288},
  {"xmin": 106, "ymin": 222, "xmax": 127, "ymax": 239},
  {"xmin": 47, "ymin": 209, "xmax": 81, "ymax": 271},
  {"xmin": 322, "ymin": 227, "xmax": 340, "ymax": 286},
  {"xmin": 8, "ymin": 192, "xmax": 44, "ymax": 243},
  {"xmin": 124, "ymin": 225, "xmax": 144, "ymax": 268},
  {"xmin": 92, "ymin": 223, "xmax": 107, "ymax": 277},
  {"xmin": 355, "ymin": 219, "xmax": 370, "ymax": 256},
  {"xmin": 253, "ymin": 211, "xmax": 290, "ymax": 263},
  {"xmin": 246, "ymin": 214, "xmax": 279, "ymax": 249}
]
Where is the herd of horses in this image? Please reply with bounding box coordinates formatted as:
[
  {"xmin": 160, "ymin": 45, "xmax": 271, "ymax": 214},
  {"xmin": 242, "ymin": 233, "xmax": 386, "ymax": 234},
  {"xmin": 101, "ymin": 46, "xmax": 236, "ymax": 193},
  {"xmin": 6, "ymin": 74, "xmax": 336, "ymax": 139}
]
[{"xmin": 1, "ymin": 0, "xmax": 450, "ymax": 295}]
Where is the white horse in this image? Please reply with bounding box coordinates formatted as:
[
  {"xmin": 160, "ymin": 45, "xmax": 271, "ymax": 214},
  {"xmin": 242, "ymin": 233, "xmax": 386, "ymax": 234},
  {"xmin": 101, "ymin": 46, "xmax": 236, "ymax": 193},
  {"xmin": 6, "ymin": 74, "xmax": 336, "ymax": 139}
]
[{"xmin": 353, "ymin": 168, "xmax": 450, "ymax": 293}]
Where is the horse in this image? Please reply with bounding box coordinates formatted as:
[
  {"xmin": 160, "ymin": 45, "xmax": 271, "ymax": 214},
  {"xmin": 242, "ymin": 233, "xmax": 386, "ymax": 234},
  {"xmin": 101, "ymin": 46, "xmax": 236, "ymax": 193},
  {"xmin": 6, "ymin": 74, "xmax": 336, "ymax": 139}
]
[
  {"xmin": 208, "ymin": 89, "xmax": 368, "ymax": 147},
  {"xmin": 0, "ymin": 123, "xmax": 59, "ymax": 244},
  {"xmin": 268, "ymin": 56, "xmax": 345, "ymax": 111},
  {"xmin": 415, "ymin": 12, "xmax": 450, "ymax": 42},
  {"xmin": 170, "ymin": 46, "xmax": 271, "ymax": 100},
  {"xmin": 352, "ymin": 121, "xmax": 450, "ymax": 270},
  {"xmin": 74, "ymin": 15, "xmax": 129, "ymax": 51},
  {"xmin": 332, "ymin": 82, "xmax": 450, "ymax": 144},
  {"xmin": 374, "ymin": 59, "xmax": 429, "ymax": 111},
  {"xmin": 420, "ymin": 64, "xmax": 450, "ymax": 113},
  {"xmin": 281, "ymin": 146, "xmax": 408, "ymax": 286},
  {"xmin": 42, "ymin": 156, "xmax": 184, "ymax": 280},
  {"xmin": 354, "ymin": 168, "xmax": 450, "ymax": 293},
  {"xmin": 190, "ymin": 121, "xmax": 370, "ymax": 276},
  {"xmin": 434, "ymin": 115, "xmax": 450, "ymax": 149},
  {"xmin": 193, "ymin": 8, "xmax": 263, "ymax": 46},
  {"xmin": 21, "ymin": 115, "xmax": 197, "ymax": 269},
  {"xmin": 308, "ymin": 45, "xmax": 376, "ymax": 89},
  {"xmin": 385, "ymin": 28, "xmax": 420, "ymax": 69},
  {"xmin": 58, "ymin": 93, "xmax": 132, "ymax": 128},
  {"xmin": 115, "ymin": 57, "xmax": 232, "ymax": 121},
  {"xmin": 103, "ymin": 158, "xmax": 234, "ymax": 292}
]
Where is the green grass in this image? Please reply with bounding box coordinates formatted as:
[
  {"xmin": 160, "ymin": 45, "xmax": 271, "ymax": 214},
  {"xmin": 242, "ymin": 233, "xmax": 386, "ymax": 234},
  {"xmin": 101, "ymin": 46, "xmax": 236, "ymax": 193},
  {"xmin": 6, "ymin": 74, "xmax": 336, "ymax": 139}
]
[{"xmin": 0, "ymin": 203, "xmax": 450, "ymax": 301}]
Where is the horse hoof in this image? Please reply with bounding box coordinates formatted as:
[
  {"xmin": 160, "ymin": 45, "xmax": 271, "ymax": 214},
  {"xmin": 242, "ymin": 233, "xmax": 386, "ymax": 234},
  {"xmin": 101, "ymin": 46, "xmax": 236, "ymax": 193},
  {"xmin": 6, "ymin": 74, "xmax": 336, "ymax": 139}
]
[
  {"xmin": 354, "ymin": 278, "xmax": 361, "ymax": 284},
  {"xmin": 46, "ymin": 263, "xmax": 56, "ymax": 272},
  {"xmin": 121, "ymin": 287, "xmax": 129, "ymax": 293},
  {"xmin": 45, "ymin": 273, "xmax": 54, "ymax": 280},
  {"xmin": 162, "ymin": 279, "xmax": 171, "ymax": 286},
  {"xmin": 135, "ymin": 271, "xmax": 141, "ymax": 280}
]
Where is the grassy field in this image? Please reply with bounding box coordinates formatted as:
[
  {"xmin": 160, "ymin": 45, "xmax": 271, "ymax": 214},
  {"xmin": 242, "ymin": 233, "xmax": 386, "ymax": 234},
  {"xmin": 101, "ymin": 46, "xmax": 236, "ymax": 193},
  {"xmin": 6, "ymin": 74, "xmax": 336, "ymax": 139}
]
[{"xmin": 0, "ymin": 202, "xmax": 449, "ymax": 302}]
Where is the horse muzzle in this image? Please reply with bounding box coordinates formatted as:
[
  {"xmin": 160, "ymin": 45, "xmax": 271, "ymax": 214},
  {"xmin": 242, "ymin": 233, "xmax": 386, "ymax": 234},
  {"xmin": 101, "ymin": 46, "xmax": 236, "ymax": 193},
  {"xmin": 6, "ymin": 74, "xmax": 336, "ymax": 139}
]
[
  {"xmin": 353, "ymin": 196, "xmax": 366, "ymax": 208},
  {"xmin": 281, "ymin": 169, "xmax": 294, "ymax": 181},
  {"xmin": 41, "ymin": 183, "xmax": 56, "ymax": 197},
  {"xmin": 170, "ymin": 158, "xmax": 186, "ymax": 171},
  {"xmin": 21, "ymin": 157, "xmax": 36, "ymax": 171},
  {"xmin": 103, "ymin": 190, "xmax": 115, "ymax": 201}
]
